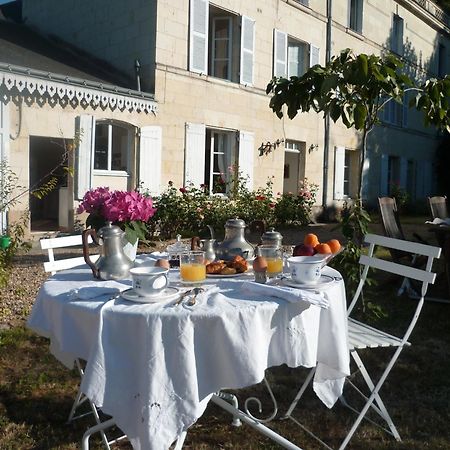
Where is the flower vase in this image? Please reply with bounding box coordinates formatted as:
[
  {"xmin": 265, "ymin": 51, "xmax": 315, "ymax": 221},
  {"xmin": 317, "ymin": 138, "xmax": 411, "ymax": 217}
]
[{"xmin": 123, "ymin": 239, "xmax": 139, "ymax": 262}]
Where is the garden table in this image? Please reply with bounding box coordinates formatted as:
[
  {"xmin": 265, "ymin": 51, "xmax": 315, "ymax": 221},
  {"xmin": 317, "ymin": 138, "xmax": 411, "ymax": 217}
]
[{"xmin": 27, "ymin": 258, "xmax": 349, "ymax": 450}]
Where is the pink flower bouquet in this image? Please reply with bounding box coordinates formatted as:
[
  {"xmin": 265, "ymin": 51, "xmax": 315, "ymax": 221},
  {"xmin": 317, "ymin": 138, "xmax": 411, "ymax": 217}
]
[{"xmin": 77, "ymin": 187, "xmax": 156, "ymax": 244}]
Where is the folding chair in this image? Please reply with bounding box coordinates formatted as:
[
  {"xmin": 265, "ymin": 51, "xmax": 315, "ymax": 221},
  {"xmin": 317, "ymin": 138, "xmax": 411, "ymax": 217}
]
[
  {"xmin": 284, "ymin": 233, "xmax": 441, "ymax": 449},
  {"xmin": 41, "ymin": 235, "xmax": 125, "ymax": 450},
  {"xmin": 428, "ymin": 196, "xmax": 449, "ymax": 220},
  {"xmin": 378, "ymin": 196, "xmax": 427, "ymax": 296}
]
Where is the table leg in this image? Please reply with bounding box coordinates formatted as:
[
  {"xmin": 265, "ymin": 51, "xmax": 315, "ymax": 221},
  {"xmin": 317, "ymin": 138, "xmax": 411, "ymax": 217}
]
[{"xmin": 211, "ymin": 394, "xmax": 304, "ymax": 450}]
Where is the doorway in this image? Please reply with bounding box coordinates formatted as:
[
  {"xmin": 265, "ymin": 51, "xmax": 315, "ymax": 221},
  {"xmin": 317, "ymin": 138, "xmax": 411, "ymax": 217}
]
[
  {"xmin": 283, "ymin": 140, "xmax": 306, "ymax": 194},
  {"xmin": 29, "ymin": 136, "xmax": 70, "ymax": 231}
]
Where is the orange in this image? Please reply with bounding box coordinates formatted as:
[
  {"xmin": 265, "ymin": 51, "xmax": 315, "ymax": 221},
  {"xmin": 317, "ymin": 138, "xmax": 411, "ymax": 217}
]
[
  {"xmin": 315, "ymin": 243, "xmax": 332, "ymax": 254},
  {"xmin": 304, "ymin": 233, "xmax": 319, "ymax": 248},
  {"xmin": 326, "ymin": 239, "xmax": 341, "ymax": 254}
]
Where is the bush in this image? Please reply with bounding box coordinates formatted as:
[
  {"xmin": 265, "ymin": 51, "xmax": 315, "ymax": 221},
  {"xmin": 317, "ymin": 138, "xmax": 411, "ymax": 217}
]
[{"xmin": 149, "ymin": 176, "xmax": 318, "ymax": 239}]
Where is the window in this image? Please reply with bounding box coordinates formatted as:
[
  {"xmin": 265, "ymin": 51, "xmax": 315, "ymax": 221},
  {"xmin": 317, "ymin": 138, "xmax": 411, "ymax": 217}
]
[
  {"xmin": 438, "ymin": 43, "xmax": 446, "ymax": 78},
  {"xmin": 204, "ymin": 129, "xmax": 237, "ymax": 195},
  {"xmin": 94, "ymin": 122, "xmax": 130, "ymax": 172},
  {"xmin": 349, "ymin": 0, "xmax": 363, "ymax": 34},
  {"xmin": 273, "ymin": 29, "xmax": 319, "ymax": 78},
  {"xmin": 334, "ymin": 147, "xmax": 358, "ymax": 199},
  {"xmin": 381, "ymin": 95, "xmax": 407, "ymax": 127},
  {"xmin": 294, "ymin": 0, "xmax": 309, "ymax": 6},
  {"xmin": 189, "ymin": 1, "xmax": 255, "ymax": 85},
  {"xmin": 391, "ymin": 14, "xmax": 404, "ymax": 55},
  {"xmin": 387, "ymin": 156, "xmax": 400, "ymax": 193},
  {"xmin": 288, "ymin": 38, "xmax": 309, "ymax": 78}
]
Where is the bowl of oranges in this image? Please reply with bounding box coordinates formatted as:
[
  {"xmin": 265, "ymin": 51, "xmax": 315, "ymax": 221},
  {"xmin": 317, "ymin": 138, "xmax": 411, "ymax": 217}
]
[{"xmin": 287, "ymin": 234, "xmax": 342, "ymax": 285}]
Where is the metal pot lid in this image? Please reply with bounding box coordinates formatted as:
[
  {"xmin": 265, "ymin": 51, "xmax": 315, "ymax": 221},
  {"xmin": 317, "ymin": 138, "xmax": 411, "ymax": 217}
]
[
  {"xmin": 98, "ymin": 221, "xmax": 124, "ymax": 237},
  {"xmin": 225, "ymin": 218, "xmax": 246, "ymax": 228},
  {"xmin": 261, "ymin": 228, "xmax": 283, "ymax": 241}
]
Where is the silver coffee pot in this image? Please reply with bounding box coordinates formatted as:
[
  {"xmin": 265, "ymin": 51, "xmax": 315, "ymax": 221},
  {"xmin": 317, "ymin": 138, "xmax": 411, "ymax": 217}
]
[
  {"xmin": 215, "ymin": 218, "xmax": 254, "ymax": 260},
  {"xmin": 261, "ymin": 228, "xmax": 283, "ymax": 248},
  {"xmin": 82, "ymin": 222, "xmax": 134, "ymax": 280}
]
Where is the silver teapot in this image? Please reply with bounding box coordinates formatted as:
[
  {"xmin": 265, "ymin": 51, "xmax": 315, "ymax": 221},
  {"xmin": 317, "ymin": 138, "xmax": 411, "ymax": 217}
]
[
  {"xmin": 261, "ymin": 228, "xmax": 283, "ymax": 248},
  {"xmin": 82, "ymin": 222, "xmax": 134, "ymax": 280},
  {"xmin": 191, "ymin": 236, "xmax": 216, "ymax": 262},
  {"xmin": 215, "ymin": 218, "xmax": 254, "ymax": 261}
]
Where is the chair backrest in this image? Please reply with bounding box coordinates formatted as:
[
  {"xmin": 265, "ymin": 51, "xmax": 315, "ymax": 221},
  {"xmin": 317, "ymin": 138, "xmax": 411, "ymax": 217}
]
[
  {"xmin": 428, "ymin": 196, "xmax": 448, "ymax": 220},
  {"xmin": 40, "ymin": 234, "xmax": 99, "ymax": 274},
  {"xmin": 348, "ymin": 234, "xmax": 441, "ymax": 341}
]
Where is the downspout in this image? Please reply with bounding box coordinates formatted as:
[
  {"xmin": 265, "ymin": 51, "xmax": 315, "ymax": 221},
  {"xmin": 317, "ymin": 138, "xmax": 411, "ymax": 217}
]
[{"xmin": 322, "ymin": 0, "xmax": 332, "ymax": 210}]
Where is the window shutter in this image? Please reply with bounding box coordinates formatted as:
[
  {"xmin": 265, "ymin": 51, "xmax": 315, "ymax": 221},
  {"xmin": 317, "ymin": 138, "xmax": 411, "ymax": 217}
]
[
  {"xmin": 334, "ymin": 146, "xmax": 345, "ymax": 200},
  {"xmin": 380, "ymin": 154, "xmax": 389, "ymax": 196},
  {"xmin": 423, "ymin": 160, "xmax": 432, "ymax": 196},
  {"xmin": 273, "ymin": 29, "xmax": 287, "ymax": 77},
  {"xmin": 139, "ymin": 126, "xmax": 162, "ymax": 195},
  {"xmin": 185, "ymin": 123, "xmax": 206, "ymax": 186},
  {"xmin": 309, "ymin": 44, "xmax": 320, "ymax": 67},
  {"xmin": 238, "ymin": 131, "xmax": 254, "ymax": 190},
  {"xmin": 189, "ymin": 0, "xmax": 209, "ymax": 74},
  {"xmin": 75, "ymin": 115, "xmax": 94, "ymax": 200},
  {"xmin": 240, "ymin": 16, "xmax": 255, "ymax": 85},
  {"xmin": 0, "ymin": 101, "xmax": 10, "ymax": 233},
  {"xmin": 399, "ymin": 157, "xmax": 408, "ymax": 189}
]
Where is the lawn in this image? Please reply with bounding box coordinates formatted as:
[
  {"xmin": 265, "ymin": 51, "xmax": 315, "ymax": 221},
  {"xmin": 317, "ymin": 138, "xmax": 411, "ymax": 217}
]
[{"xmin": 1, "ymin": 220, "xmax": 449, "ymax": 449}]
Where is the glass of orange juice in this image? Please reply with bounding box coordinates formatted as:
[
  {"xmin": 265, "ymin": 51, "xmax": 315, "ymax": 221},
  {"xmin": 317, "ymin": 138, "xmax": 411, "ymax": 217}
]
[
  {"xmin": 257, "ymin": 245, "xmax": 283, "ymax": 278},
  {"xmin": 180, "ymin": 251, "xmax": 206, "ymax": 284}
]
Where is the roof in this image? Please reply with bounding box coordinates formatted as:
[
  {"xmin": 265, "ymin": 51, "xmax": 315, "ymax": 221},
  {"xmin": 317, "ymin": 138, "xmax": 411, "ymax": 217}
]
[{"xmin": 0, "ymin": 18, "xmax": 135, "ymax": 90}]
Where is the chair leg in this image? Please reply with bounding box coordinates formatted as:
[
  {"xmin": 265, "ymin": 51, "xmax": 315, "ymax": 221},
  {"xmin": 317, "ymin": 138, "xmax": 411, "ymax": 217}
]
[
  {"xmin": 283, "ymin": 368, "xmax": 316, "ymax": 419},
  {"xmin": 338, "ymin": 347, "xmax": 404, "ymax": 450}
]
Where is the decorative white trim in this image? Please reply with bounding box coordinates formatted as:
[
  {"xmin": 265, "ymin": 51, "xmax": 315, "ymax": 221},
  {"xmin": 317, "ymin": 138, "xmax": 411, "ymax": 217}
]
[{"xmin": 0, "ymin": 71, "xmax": 157, "ymax": 114}]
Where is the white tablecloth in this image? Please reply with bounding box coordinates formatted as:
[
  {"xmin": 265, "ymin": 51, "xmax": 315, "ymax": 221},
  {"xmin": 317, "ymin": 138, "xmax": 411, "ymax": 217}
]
[{"xmin": 28, "ymin": 263, "xmax": 349, "ymax": 450}]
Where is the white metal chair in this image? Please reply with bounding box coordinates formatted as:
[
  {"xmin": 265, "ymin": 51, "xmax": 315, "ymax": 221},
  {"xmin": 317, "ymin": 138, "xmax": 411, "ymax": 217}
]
[
  {"xmin": 40, "ymin": 235, "xmax": 126, "ymax": 450},
  {"xmin": 284, "ymin": 233, "xmax": 441, "ymax": 449}
]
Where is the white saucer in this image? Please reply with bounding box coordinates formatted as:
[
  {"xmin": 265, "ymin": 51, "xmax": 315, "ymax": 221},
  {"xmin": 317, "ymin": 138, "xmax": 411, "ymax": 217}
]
[
  {"xmin": 121, "ymin": 287, "xmax": 180, "ymax": 303},
  {"xmin": 281, "ymin": 274, "xmax": 335, "ymax": 290}
]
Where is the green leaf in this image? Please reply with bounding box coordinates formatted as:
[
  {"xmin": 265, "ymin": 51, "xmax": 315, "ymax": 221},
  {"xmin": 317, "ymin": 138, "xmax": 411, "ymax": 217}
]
[
  {"xmin": 357, "ymin": 54, "xmax": 369, "ymax": 79},
  {"xmin": 354, "ymin": 103, "xmax": 367, "ymax": 129}
]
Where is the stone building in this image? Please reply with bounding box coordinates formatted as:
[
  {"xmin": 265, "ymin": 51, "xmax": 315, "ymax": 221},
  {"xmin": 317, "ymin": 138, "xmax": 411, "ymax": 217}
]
[{"xmin": 0, "ymin": 0, "xmax": 449, "ymax": 233}]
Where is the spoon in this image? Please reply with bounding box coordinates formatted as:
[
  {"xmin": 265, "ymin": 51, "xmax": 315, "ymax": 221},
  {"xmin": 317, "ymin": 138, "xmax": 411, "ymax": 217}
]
[{"xmin": 188, "ymin": 287, "xmax": 204, "ymax": 306}]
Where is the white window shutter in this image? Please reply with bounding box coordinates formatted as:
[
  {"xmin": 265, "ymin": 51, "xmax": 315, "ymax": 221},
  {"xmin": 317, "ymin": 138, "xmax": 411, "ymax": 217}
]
[
  {"xmin": 399, "ymin": 157, "xmax": 408, "ymax": 189},
  {"xmin": 334, "ymin": 146, "xmax": 345, "ymax": 200},
  {"xmin": 240, "ymin": 16, "xmax": 255, "ymax": 86},
  {"xmin": 380, "ymin": 154, "xmax": 389, "ymax": 196},
  {"xmin": 185, "ymin": 123, "xmax": 206, "ymax": 186},
  {"xmin": 309, "ymin": 44, "xmax": 320, "ymax": 67},
  {"xmin": 238, "ymin": 131, "xmax": 254, "ymax": 190},
  {"xmin": 0, "ymin": 101, "xmax": 10, "ymax": 233},
  {"xmin": 189, "ymin": 0, "xmax": 209, "ymax": 74},
  {"xmin": 139, "ymin": 126, "xmax": 162, "ymax": 195},
  {"xmin": 75, "ymin": 115, "xmax": 94, "ymax": 200},
  {"xmin": 273, "ymin": 29, "xmax": 287, "ymax": 77}
]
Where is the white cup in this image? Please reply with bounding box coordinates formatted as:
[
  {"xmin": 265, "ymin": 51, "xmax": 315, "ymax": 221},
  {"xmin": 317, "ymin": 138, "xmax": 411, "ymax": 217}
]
[
  {"xmin": 287, "ymin": 255, "xmax": 326, "ymax": 285},
  {"xmin": 129, "ymin": 267, "xmax": 169, "ymax": 297}
]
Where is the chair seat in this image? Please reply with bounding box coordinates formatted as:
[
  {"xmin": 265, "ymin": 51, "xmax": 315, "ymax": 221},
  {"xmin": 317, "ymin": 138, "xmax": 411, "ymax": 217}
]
[{"xmin": 348, "ymin": 318, "xmax": 411, "ymax": 350}]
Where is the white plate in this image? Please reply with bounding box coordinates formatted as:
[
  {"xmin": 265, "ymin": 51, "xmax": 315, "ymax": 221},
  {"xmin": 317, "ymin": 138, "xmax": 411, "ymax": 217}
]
[
  {"xmin": 281, "ymin": 274, "xmax": 335, "ymax": 290},
  {"xmin": 206, "ymin": 271, "xmax": 250, "ymax": 279},
  {"xmin": 121, "ymin": 287, "xmax": 180, "ymax": 303}
]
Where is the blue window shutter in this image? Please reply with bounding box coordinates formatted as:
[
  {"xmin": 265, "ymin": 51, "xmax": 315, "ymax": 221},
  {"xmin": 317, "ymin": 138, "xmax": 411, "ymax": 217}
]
[{"xmin": 380, "ymin": 154, "xmax": 389, "ymax": 196}]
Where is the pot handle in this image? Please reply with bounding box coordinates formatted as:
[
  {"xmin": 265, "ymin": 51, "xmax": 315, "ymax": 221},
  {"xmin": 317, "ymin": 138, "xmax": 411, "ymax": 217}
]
[
  {"xmin": 191, "ymin": 236, "xmax": 201, "ymax": 250},
  {"xmin": 82, "ymin": 229, "xmax": 101, "ymax": 279}
]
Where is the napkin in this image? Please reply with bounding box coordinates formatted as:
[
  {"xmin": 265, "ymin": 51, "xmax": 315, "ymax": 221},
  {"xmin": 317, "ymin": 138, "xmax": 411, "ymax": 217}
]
[
  {"xmin": 237, "ymin": 281, "xmax": 329, "ymax": 308},
  {"xmin": 70, "ymin": 280, "xmax": 130, "ymax": 301},
  {"xmin": 426, "ymin": 218, "xmax": 450, "ymax": 226}
]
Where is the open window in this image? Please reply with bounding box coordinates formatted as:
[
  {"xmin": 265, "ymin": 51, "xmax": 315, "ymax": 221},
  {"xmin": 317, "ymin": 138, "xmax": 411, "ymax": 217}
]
[
  {"xmin": 189, "ymin": 0, "xmax": 254, "ymax": 85},
  {"xmin": 273, "ymin": 29, "xmax": 319, "ymax": 78},
  {"xmin": 184, "ymin": 123, "xmax": 254, "ymax": 193}
]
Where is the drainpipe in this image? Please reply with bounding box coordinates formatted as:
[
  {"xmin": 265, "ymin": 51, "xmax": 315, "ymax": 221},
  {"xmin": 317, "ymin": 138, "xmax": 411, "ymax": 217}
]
[
  {"xmin": 322, "ymin": 0, "xmax": 332, "ymax": 210},
  {"xmin": 135, "ymin": 59, "xmax": 141, "ymax": 92}
]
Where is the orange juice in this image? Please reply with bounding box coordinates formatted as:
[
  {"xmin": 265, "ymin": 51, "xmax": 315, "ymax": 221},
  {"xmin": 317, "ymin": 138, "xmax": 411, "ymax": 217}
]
[
  {"xmin": 180, "ymin": 263, "xmax": 206, "ymax": 282},
  {"xmin": 266, "ymin": 257, "xmax": 283, "ymax": 276}
]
